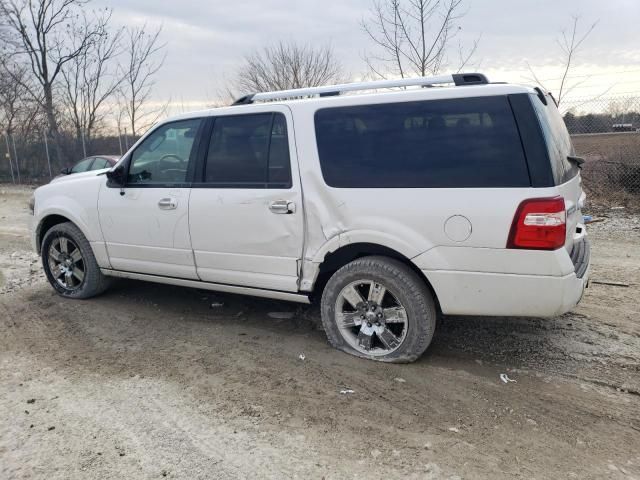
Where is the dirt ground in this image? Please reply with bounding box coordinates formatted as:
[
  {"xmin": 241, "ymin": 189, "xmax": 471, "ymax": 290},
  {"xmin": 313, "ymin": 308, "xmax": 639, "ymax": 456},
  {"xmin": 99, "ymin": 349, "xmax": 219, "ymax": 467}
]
[{"xmin": 0, "ymin": 184, "xmax": 639, "ymax": 480}]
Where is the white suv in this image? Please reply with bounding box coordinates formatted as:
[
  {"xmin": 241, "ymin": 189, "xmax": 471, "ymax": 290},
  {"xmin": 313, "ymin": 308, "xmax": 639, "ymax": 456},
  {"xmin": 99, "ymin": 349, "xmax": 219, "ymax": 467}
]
[{"xmin": 31, "ymin": 73, "xmax": 590, "ymax": 362}]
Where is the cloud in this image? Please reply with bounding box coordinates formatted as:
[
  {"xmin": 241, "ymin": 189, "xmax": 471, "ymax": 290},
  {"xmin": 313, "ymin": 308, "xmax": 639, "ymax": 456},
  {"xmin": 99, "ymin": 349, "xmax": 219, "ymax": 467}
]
[{"xmin": 95, "ymin": 0, "xmax": 640, "ymax": 108}]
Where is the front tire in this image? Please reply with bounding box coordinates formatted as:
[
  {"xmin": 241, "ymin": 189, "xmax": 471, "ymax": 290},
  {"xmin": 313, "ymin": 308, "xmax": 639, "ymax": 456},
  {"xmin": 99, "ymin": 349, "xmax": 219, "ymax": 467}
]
[
  {"xmin": 320, "ymin": 256, "xmax": 437, "ymax": 363},
  {"xmin": 41, "ymin": 222, "xmax": 111, "ymax": 299}
]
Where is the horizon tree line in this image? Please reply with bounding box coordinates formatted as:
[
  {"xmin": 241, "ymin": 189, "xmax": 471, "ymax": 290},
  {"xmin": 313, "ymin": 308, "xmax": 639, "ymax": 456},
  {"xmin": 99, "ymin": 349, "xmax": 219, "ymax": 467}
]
[{"xmin": 0, "ymin": 0, "xmax": 166, "ymax": 176}]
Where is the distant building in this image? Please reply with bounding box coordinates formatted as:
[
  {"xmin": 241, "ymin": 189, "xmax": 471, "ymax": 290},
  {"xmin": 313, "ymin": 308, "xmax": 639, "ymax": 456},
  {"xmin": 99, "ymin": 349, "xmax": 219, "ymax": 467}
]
[{"xmin": 612, "ymin": 123, "xmax": 635, "ymax": 132}]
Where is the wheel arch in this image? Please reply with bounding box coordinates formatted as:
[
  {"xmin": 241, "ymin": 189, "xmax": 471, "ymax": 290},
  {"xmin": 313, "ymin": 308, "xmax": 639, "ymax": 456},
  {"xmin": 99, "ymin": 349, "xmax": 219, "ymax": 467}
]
[
  {"xmin": 36, "ymin": 214, "xmax": 86, "ymax": 254},
  {"xmin": 312, "ymin": 242, "xmax": 442, "ymax": 314}
]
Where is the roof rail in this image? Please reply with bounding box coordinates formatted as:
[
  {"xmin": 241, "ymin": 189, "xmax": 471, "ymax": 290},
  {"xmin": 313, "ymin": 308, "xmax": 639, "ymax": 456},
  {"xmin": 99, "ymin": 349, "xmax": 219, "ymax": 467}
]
[{"xmin": 233, "ymin": 72, "xmax": 488, "ymax": 105}]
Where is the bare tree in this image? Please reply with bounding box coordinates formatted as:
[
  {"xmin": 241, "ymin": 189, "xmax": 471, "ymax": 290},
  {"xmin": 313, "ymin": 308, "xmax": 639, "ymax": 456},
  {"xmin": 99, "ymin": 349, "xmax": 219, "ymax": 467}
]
[
  {"xmin": 362, "ymin": 0, "xmax": 479, "ymax": 79},
  {"xmin": 607, "ymin": 97, "xmax": 638, "ymax": 124},
  {"xmin": 0, "ymin": 49, "xmax": 41, "ymax": 139},
  {"xmin": 527, "ymin": 16, "xmax": 598, "ymax": 106},
  {"xmin": 234, "ymin": 41, "xmax": 343, "ymax": 95},
  {"xmin": 0, "ymin": 0, "xmax": 108, "ymax": 160},
  {"xmin": 119, "ymin": 24, "xmax": 166, "ymax": 137},
  {"xmin": 60, "ymin": 10, "xmax": 123, "ymax": 148},
  {"xmin": 0, "ymin": 57, "xmax": 44, "ymax": 178},
  {"xmin": 0, "ymin": 61, "xmax": 31, "ymax": 135}
]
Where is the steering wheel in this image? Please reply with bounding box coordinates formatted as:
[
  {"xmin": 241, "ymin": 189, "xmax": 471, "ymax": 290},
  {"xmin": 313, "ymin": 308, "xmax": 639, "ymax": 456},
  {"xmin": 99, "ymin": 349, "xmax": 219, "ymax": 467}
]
[{"xmin": 158, "ymin": 153, "xmax": 185, "ymax": 173}]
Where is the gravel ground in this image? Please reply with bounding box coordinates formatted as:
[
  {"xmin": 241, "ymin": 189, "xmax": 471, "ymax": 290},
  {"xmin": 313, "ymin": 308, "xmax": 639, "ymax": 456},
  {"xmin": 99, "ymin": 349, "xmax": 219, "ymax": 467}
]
[{"xmin": 1, "ymin": 185, "xmax": 639, "ymax": 479}]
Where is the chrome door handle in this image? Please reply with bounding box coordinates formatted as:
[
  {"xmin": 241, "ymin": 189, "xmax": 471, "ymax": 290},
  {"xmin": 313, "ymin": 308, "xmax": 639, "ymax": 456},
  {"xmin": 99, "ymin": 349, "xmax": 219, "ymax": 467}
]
[
  {"xmin": 269, "ymin": 200, "xmax": 296, "ymax": 214},
  {"xmin": 158, "ymin": 198, "xmax": 177, "ymax": 210}
]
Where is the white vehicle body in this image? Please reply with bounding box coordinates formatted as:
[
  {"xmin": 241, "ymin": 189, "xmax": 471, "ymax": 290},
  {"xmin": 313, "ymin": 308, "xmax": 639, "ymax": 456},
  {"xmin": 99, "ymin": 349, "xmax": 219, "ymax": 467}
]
[{"xmin": 32, "ymin": 74, "xmax": 589, "ymax": 329}]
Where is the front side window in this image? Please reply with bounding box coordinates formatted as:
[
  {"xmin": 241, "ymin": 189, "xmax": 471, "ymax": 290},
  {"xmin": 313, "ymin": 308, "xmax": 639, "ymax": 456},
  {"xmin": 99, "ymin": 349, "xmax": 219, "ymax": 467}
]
[
  {"xmin": 314, "ymin": 96, "xmax": 530, "ymax": 188},
  {"xmin": 71, "ymin": 158, "xmax": 94, "ymax": 173},
  {"xmin": 204, "ymin": 112, "xmax": 292, "ymax": 188},
  {"xmin": 128, "ymin": 119, "xmax": 202, "ymax": 185},
  {"xmin": 91, "ymin": 157, "xmax": 110, "ymax": 170}
]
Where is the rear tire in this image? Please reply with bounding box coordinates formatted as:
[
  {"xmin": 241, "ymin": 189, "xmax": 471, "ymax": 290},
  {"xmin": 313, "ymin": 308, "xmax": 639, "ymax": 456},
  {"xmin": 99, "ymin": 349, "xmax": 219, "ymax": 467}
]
[
  {"xmin": 320, "ymin": 256, "xmax": 437, "ymax": 363},
  {"xmin": 41, "ymin": 222, "xmax": 111, "ymax": 299}
]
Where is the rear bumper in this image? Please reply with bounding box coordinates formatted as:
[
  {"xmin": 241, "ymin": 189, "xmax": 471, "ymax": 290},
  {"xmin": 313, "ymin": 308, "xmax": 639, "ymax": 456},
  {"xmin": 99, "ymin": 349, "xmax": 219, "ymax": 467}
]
[
  {"xmin": 569, "ymin": 236, "xmax": 590, "ymax": 280},
  {"xmin": 427, "ymin": 269, "xmax": 589, "ymax": 317},
  {"xmin": 424, "ymin": 239, "xmax": 590, "ymax": 317}
]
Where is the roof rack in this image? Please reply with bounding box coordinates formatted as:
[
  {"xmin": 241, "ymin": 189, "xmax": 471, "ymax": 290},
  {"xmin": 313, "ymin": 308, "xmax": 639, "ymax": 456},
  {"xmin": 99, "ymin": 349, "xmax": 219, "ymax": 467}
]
[{"xmin": 232, "ymin": 73, "xmax": 489, "ymax": 105}]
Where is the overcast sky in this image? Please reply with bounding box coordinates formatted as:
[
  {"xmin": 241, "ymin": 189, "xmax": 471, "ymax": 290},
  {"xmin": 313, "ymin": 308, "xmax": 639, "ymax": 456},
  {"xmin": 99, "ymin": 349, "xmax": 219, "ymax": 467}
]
[{"xmin": 96, "ymin": 0, "xmax": 640, "ymax": 112}]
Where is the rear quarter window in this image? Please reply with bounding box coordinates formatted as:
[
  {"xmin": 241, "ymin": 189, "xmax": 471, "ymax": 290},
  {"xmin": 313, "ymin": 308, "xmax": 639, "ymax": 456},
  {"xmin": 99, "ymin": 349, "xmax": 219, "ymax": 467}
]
[
  {"xmin": 530, "ymin": 94, "xmax": 579, "ymax": 185},
  {"xmin": 314, "ymin": 96, "xmax": 530, "ymax": 188}
]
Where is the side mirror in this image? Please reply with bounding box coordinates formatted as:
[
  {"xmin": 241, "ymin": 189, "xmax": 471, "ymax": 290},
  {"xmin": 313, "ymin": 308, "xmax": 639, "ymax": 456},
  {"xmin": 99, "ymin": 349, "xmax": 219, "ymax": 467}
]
[
  {"xmin": 106, "ymin": 165, "xmax": 126, "ymax": 188},
  {"xmin": 60, "ymin": 167, "xmax": 71, "ymax": 175}
]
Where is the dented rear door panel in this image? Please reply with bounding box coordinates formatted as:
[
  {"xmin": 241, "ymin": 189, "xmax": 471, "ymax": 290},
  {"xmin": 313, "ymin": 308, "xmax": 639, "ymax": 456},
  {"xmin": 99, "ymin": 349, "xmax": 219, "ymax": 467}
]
[{"xmin": 188, "ymin": 106, "xmax": 304, "ymax": 292}]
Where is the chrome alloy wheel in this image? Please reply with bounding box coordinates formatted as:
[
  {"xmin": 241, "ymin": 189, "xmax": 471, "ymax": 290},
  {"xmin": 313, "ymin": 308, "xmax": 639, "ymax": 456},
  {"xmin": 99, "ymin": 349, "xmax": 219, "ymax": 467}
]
[
  {"xmin": 334, "ymin": 280, "xmax": 409, "ymax": 356},
  {"xmin": 47, "ymin": 236, "xmax": 85, "ymax": 291}
]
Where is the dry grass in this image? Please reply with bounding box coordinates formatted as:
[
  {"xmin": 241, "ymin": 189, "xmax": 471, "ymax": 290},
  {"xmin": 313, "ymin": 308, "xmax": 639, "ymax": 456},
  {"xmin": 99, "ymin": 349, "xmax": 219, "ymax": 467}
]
[{"xmin": 572, "ymin": 132, "xmax": 640, "ymax": 211}]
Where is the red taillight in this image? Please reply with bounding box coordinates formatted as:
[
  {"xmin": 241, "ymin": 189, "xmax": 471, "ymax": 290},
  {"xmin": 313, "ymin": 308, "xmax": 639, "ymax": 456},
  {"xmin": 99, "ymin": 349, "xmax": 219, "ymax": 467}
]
[{"xmin": 507, "ymin": 197, "xmax": 566, "ymax": 250}]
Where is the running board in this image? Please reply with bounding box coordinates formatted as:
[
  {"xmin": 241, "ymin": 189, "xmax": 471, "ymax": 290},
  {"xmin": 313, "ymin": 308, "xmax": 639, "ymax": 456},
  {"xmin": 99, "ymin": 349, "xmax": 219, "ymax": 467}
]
[{"xmin": 100, "ymin": 269, "xmax": 311, "ymax": 304}]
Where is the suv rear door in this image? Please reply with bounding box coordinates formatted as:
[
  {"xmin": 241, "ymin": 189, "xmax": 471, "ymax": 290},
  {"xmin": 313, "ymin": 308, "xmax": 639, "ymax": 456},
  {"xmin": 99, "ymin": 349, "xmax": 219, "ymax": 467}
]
[{"xmin": 188, "ymin": 107, "xmax": 304, "ymax": 292}]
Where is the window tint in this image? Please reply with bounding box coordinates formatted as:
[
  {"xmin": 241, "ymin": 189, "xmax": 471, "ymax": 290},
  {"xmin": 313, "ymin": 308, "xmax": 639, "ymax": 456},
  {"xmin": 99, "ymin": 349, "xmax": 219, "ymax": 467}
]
[
  {"xmin": 204, "ymin": 112, "xmax": 291, "ymax": 188},
  {"xmin": 71, "ymin": 158, "xmax": 94, "ymax": 173},
  {"xmin": 128, "ymin": 119, "xmax": 202, "ymax": 185},
  {"xmin": 530, "ymin": 94, "xmax": 578, "ymax": 185},
  {"xmin": 315, "ymin": 96, "xmax": 530, "ymax": 188},
  {"xmin": 91, "ymin": 157, "xmax": 110, "ymax": 170}
]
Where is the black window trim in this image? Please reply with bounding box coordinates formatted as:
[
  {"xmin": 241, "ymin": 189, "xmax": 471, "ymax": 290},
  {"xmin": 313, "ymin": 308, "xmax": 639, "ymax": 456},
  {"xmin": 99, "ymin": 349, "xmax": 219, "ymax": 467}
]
[
  {"xmin": 192, "ymin": 111, "xmax": 293, "ymax": 190},
  {"xmin": 508, "ymin": 93, "xmax": 555, "ymax": 188},
  {"xmin": 118, "ymin": 117, "xmax": 207, "ymax": 189}
]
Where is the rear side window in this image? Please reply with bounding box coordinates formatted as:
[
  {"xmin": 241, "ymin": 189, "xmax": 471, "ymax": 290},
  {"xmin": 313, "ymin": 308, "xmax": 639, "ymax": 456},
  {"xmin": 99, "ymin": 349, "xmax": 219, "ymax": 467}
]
[
  {"xmin": 530, "ymin": 94, "xmax": 578, "ymax": 185},
  {"xmin": 314, "ymin": 96, "xmax": 530, "ymax": 188},
  {"xmin": 204, "ymin": 112, "xmax": 292, "ymax": 188}
]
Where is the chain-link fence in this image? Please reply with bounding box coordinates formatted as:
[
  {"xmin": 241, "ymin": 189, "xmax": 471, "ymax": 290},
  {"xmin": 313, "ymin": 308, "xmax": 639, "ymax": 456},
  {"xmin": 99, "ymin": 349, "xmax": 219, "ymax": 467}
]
[
  {"xmin": 563, "ymin": 95, "xmax": 640, "ymax": 209},
  {"xmin": 0, "ymin": 131, "xmax": 134, "ymax": 184}
]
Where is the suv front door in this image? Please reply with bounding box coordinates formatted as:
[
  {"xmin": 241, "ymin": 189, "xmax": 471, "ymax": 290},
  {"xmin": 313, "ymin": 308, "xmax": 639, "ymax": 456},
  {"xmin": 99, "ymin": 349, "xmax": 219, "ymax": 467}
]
[
  {"xmin": 189, "ymin": 108, "xmax": 304, "ymax": 292},
  {"xmin": 98, "ymin": 118, "xmax": 204, "ymax": 279}
]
